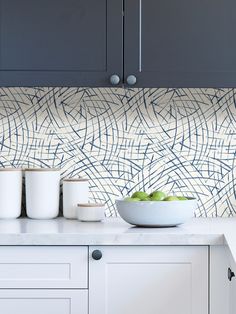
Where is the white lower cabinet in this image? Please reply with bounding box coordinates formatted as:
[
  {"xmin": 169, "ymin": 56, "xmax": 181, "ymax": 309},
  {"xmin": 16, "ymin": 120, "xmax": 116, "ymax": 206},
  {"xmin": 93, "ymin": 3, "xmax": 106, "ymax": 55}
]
[
  {"xmin": 210, "ymin": 245, "xmax": 236, "ymax": 314},
  {"xmin": 0, "ymin": 245, "xmax": 210, "ymax": 314},
  {"xmin": 89, "ymin": 246, "xmax": 208, "ymax": 314},
  {"xmin": 0, "ymin": 289, "xmax": 88, "ymax": 314},
  {"xmin": 0, "ymin": 246, "xmax": 89, "ymax": 314},
  {"xmin": 228, "ymin": 249, "xmax": 236, "ymax": 314},
  {"xmin": 230, "ymin": 272, "xmax": 236, "ymax": 314},
  {"xmin": 210, "ymin": 246, "xmax": 230, "ymax": 314}
]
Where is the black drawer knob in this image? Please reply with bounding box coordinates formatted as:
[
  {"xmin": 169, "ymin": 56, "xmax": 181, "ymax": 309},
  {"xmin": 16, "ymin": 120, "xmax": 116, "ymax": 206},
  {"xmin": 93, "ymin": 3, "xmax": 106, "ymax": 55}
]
[
  {"xmin": 228, "ymin": 268, "xmax": 235, "ymax": 281},
  {"xmin": 92, "ymin": 250, "xmax": 102, "ymax": 260}
]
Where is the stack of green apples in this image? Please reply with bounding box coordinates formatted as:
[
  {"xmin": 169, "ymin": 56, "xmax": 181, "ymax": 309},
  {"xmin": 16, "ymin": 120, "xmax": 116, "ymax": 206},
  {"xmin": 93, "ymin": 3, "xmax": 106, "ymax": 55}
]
[{"xmin": 125, "ymin": 191, "xmax": 188, "ymax": 202}]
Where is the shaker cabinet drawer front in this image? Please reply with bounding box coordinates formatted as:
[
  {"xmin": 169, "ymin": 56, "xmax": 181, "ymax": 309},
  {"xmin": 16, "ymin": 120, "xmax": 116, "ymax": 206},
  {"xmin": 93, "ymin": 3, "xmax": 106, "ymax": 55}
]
[
  {"xmin": 0, "ymin": 246, "xmax": 88, "ymax": 288},
  {"xmin": 0, "ymin": 289, "xmax": 88, "ymax": 314}
]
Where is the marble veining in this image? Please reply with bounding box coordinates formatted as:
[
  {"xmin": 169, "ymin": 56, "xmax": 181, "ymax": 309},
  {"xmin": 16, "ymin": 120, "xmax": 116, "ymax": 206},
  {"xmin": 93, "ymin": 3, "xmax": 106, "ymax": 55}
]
[{"xmin": 0, "ymin": 217, "xmax": 229, "ymax": 246}]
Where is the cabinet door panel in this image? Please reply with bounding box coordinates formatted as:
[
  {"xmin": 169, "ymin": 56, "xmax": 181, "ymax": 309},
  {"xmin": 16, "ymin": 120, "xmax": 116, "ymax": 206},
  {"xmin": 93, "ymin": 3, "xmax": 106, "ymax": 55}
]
[
  {"xmin": 0, "ymin": 290, "xmax": 88, "ymax": 314},
  {"xmin": 210, "ymin": 246, "xmax": 230, "ymax": 314},
  {"xmin": 230, "ymin": 273, "xmax": 236, "ymax": 314},
  {"xmin": 0, "ymin": 246, "xmax": 88, "ymax": 288},
  {"xmin": 89, "ymin": 246, "xmax": 208, "ymax": 314},
  {"xmin": 0, "ymin": 0, "xmax": 123, "ymax": 86},
  {"xmin": 124, "ymin": 0, "xmax": 236, "ymax": 87},
  {"xmin": 228, "ymin": 249, "xmax": 236, "ymax": 314}
]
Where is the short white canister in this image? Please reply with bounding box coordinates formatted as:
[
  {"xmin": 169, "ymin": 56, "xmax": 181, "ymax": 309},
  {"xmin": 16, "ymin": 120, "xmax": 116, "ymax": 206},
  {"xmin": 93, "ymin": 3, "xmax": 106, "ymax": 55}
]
[
  {"xmin": 63, "ymin": 178, "xmax": 89, "ymax": 219},
  {"xmin": 77, "ymin": 203, "xmax": 105, "ymax": 222},
  {"xmin": 25, "ymin": 168, "xmax": 60, "ymax": 219},
  {"xmin": 0, "ymin": 168, "xmax": 22, "ymax": 219}
]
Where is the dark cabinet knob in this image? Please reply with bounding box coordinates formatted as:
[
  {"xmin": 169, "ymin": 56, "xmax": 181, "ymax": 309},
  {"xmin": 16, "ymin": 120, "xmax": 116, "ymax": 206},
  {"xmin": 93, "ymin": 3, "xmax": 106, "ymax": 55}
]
[
  {"xmin": 92, "ymin": 250, "xmax": 102, "ymax": 260},
  {"xmin": 126, "ymin": 75, "xmax": 137, "ymax": 86},
  {"xmin": 110, "ymin": 74, "xmax": 120, "ymax": 85},
  {"xmin": 228, "ymin": 268, "xmax": 235, "ymax": 281}
]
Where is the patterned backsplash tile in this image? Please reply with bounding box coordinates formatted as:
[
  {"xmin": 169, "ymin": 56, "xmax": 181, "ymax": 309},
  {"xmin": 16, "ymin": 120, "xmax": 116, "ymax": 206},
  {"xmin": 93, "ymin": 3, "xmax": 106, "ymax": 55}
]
[{"xmin": 0, "ymin": 87, "xmax": 235, "ymax": 217}]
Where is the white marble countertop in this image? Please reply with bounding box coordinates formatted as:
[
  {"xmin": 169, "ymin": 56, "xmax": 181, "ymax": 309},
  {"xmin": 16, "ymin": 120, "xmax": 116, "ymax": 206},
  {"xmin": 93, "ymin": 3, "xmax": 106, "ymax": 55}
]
[
  {"xmin": 1, "ymin": 217, "xmax": 236, "ymax": 261},
  {"xmin": 0, "ymin": 217, "xmax": 235, "ymax": 248}
]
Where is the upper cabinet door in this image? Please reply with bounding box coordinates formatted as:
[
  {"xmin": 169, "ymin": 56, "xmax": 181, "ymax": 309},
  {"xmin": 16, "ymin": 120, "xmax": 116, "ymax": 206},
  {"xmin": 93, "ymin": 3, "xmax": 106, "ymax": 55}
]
[
  {"xmin": 0, "ymin": 0, "xmax": 123, "ymax": 87},
  {"xmin": 124, "ymin": 0, "xmax": 236, "ymax": 88}
]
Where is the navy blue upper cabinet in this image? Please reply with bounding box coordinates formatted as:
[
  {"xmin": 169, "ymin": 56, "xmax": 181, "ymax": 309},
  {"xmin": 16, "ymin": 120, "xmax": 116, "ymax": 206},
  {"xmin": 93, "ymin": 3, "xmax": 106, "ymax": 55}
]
[
  {"xmin": 124, "ymin": 0, "xmax": 236, "ymax": 88},
  {"xmin": 0, "ymin": 0, "xmax": 123, "ymax": 87},
  {"xmin": 1, "ymin": 0, "xmax": 236, "ymax": 87}
]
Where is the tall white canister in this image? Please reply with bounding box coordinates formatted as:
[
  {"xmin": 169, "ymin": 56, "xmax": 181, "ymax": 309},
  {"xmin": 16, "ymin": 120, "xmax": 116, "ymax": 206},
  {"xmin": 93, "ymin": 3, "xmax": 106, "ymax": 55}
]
[
  {"xmin": 25, "ymin": 168, "xmax": 60, "ymax": 219},
  {"xmin": 0, "ymin": 168, "xmax": 22, "ymax": 219},
  {"xmin": 63, "ymin": 178, "xmax": 89, "ymax": 219}
]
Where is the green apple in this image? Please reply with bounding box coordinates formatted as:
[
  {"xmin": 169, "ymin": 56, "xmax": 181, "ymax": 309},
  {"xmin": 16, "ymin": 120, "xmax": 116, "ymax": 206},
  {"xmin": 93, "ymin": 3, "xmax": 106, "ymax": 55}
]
[
  {"xmin": 177, "ymin": 196, "xmax": 188, "ymax": 200},
  {"xmin": 142, "ymin": 197, "xmax": 151, "ymax": 201},
  {"xmin": 164, "ymin": 196, "xmax": 179, "ymax": 201},
  {"xmin": 131, "ymin": 191, "xmax": 149, "ymax": 200},
  {"xmin": 124, "ymin": 197, "xmax": 140, "ymax": 202},
  {"xmin": 150, "ymin": 190, "xmax": 166, "ymax": 201}
]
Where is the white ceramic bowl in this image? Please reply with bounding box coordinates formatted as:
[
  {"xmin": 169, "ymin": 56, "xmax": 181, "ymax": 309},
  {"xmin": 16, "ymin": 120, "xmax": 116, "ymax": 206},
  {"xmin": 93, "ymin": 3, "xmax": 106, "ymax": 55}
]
[{"xmin": 116, "ymin": 198, "xmax": 197, "ymax": 227}]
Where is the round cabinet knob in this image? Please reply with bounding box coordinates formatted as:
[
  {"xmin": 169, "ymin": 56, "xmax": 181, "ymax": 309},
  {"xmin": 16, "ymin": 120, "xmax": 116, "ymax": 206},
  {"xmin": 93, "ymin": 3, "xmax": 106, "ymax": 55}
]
[
  {"xmin": 126, "ymin": 75, "xmax": 137, "ymax": 86},
  {"xmin": 92, "ymin": 250, "xmax": 102, "ymax": 260},
  {"xmin": 110, "ymin": 74, "xmax": 120, "ymax": 85}
]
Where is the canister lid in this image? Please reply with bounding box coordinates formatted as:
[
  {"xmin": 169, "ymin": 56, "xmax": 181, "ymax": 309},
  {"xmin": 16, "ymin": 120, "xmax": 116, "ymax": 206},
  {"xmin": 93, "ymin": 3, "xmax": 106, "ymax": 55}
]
[
  {"xmin": 0, "ymin": 168, "xmax": 22, "ymax": 171},
  {"xmin": 24, "ymin": 168, "xmax": 60, "ymax": 172},
  {"xmin": 77, "ymin": 203, "xmax": 105, "ymax": 207},
  {"xmin": 63, "ymin": 178, "xmax": 88, "ymax": 182}
]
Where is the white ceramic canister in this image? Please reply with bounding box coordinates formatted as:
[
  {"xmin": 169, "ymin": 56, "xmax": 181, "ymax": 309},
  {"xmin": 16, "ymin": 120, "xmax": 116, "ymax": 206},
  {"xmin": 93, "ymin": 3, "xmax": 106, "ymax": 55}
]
[
  {"xmin": 77, "ymin": 203, "xmax": 105, "ymax": 222},
  {"xmin": 25, "ymin": 168, "xmax": 60, "ymax": 219},
  {"xmin": 63, "ymin": 178, "xmax": 89, "ymax": 219},
  {"xmin": 0, "ymin": 168, "xmax": 22, "ymax": 219}
]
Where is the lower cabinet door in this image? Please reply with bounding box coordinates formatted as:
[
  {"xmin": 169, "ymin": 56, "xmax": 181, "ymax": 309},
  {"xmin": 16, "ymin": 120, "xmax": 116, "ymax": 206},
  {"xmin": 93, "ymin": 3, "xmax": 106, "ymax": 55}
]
[
  {"xmin": 0, "ymin": 289, "xmax": 88, "ymax": 314},
  {"xmin": 230, "ymin": 275, "xmax": 236, "ymax": 314},
  {"xmin": 228, "ymin": 250, "xmax": 236, "ymax": 314},
  {"xmin": 89, "ymin": 246, "xmax": 208, "ymax": 314}
]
